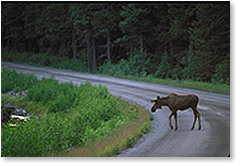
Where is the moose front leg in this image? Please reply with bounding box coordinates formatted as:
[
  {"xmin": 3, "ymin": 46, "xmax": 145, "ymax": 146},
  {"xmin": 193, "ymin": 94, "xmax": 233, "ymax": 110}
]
[
  {"xmin": 169, "ymin": 110, "xmax": 178, "ymax": 131},
  {"xmin": 168, "ymin": 112, "xmax": 174, "ymax": 130}
]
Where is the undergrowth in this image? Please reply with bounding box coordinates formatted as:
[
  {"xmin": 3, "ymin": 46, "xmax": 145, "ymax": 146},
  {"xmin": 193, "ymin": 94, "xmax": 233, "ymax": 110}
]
[
  {"xmin": 1, "ymin": 68, "xmax": 151, "ymax": 157},
  {"xmin": 117, "ymin": 75, "xmax": 230, "ymax": 95}
]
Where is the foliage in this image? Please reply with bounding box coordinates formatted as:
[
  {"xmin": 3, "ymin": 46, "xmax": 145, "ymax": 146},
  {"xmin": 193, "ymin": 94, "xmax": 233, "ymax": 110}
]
[
  {"xmin": 154, "ymin": 51, "xmax": 173, "ymax": 79},
  {"xmin": 1, "ymin": 68, "xmax": 150, "ymax": 156},
  {"xmin": 1, "ymin": 67, "xmax": 38, "ymax": 93},
  {"xmin": 212, "ymin": 57, "xmax": 230, "ymax": 84},
  {"xmin": 188, "ymin": 3, "xmax": 230, "ymax": 82},
  {"xmin": 1, "ymin": 51, "xmax": 88, "ymax": 72},
  {"xmin": 98, "ymin": 49, "xmax": 151, "ymax": 77},
  {"xmin": 1, "ymin": 2, "xmax": 230, "ymax": 85},
  {"xmin": 116, "ymin": 75, "xmax": 229, "ymax": 95},
  {"xmin": 119, "ymin": 3, "xmax": 151, "ymax": 53}
]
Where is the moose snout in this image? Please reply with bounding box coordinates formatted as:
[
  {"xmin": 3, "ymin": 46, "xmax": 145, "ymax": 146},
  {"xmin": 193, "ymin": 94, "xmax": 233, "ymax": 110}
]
[{"xmin": 151, "ymin": 107, "xmax": 156, "ymax": 113}]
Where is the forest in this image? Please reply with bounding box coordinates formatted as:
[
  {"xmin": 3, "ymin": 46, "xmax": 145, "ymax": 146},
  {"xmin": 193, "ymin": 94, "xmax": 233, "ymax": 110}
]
[{"xmin": 1, "ymin": 2, "xmax": 230, "ymax": 84}]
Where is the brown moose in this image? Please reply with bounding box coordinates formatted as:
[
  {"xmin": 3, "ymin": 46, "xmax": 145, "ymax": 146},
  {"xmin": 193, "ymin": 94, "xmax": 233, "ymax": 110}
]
[{"xmin": 151, "ymin": 93, "xmax": 201, "ymax": 131}]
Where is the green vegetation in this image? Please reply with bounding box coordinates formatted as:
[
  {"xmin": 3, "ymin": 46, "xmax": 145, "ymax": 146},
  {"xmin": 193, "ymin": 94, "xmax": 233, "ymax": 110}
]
[
  {"xmin": 1, "ymin": 2, "xmax": 230, "ymax": 85},
  {"xmin": 1, "ymin": 68, "xmax": 151, "ymax": 157},
  {"xmin": 1, "ymin": 67, "xmax": 38, "ymax": 93},
  {"xmin": 116, "ymin": 75, "xmax": 230, "ymax": 95},
  {"xmin": 1, "ymin": 51, "xmax": 88, "ymax": 72},
  {"xmin": 2, "ymin": 48, "xmax": 230, "ymax": 95},
  {"xmin": 1, "ymin": 50, "xmax": 230, "ymax": 94},
  {"xmin": 98, "ymin": 49, "xmax": 150, "ymax": 77}
]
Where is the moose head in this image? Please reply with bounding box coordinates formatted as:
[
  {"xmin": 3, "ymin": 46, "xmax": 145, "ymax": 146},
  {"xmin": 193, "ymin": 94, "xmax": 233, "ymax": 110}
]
[{"xmin": 150, "ymin": 96, "xmax": 162, "ymax": 112}]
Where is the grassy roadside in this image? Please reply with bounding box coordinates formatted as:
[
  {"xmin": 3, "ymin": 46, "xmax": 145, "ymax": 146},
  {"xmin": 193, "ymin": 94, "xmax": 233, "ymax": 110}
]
[
  {"xmin": 116, "ymin": 75, "xmax": 230, "ymax": 95},
  {"xmin": 2, "ymin": 93, "xmax": 151, "ymax": 157},
  {"xmin": 56, "ymin": 103, "xmax": 151, "ymax": 157},
  {"xmin": 1, "ymin": 68, "xmax": 151, "ymax": 157}
]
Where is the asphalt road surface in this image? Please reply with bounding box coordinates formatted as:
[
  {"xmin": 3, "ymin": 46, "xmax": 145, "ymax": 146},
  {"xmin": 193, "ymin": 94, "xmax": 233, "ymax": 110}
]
[{"xmin": 1, "ymin": 62, "xmax": 230, "ymax": 157}]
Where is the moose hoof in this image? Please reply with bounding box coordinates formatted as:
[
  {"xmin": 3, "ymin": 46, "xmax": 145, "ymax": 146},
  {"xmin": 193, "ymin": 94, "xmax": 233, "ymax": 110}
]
[
  {"xmin": 174, "ymin": 127, "xmax": 178, "ymax": 131},
  {"xmin": 170, "ymin": 126, "xmax": 174, "ymax": 130},
  {"xmin": 191, "ymin": 127, "xmax": 194, "ymax": 130},
  {"xmin": 198, "ymin": 126, "xmax": 202, "ymax": 130}
]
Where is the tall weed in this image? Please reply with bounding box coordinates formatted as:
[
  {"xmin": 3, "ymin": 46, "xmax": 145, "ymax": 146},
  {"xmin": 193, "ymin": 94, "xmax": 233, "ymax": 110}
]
[
  {"xmin": 1, "ymin": 69, "xmax": 146, "ymax": 156},
  {"xmin": 1, "ymin": 67, "xmax": 38, "ymax": 93}
]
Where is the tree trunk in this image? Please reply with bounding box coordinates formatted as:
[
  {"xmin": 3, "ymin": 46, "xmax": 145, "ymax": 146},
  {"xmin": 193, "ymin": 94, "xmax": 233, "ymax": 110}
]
[
  {"xmin": 130, "ymin": 37, "xmax": 133, "ymax": 55},
  {"xmin": 92, "ymin": 36, "xmax": 96, "ymax": 71},
  {"xmin": 86, "ymin": 33, "xmax": 92, "ymax": 72},
  {"xmin": 60, "ymin": 39, "xmax": 66, "ymax": 56},
  {"xmin": 107, "ymin": 31, "xmax": 111, "ymax": 62},
  {"xmin": 7, "ymin": 38, "xmax": 10, "ymax": 50},
  {"xmin": 139, "ymin": 34, "xmax": 143, "ymax": 53},
  {"xmin": 14, "ymin": 30, "xmax": 18, "ymax": 52},
  {"xmin": 170, "ymin": 41, "xmax": 173, "ymax": 56},
  {"xmin": 72, "ymin": 30, "xmax": 77, "ymax": 61}
]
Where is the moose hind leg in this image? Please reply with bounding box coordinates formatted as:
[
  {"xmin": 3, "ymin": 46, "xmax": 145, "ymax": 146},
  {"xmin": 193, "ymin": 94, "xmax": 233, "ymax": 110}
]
[
  {"xmin": 174, "ymin": 113, "xmax": 178, "ymax": 131},
  {"xmin": 197, "ymin": 110, "xmax": 202, "ymax": 130},
  {"xmin": 191, "ymin": 110, "xmax": 197, "ymax": 130}
]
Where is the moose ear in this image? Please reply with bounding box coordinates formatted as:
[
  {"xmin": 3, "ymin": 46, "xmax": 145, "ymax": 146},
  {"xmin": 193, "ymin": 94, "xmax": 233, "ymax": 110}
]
[{"xmin": 157, "ymin": 96, "xmax": 160, "ymax": 100}]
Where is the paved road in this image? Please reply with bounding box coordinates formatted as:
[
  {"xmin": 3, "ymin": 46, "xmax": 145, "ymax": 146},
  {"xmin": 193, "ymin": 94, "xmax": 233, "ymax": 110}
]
[{"xmin": 2, "ymin": 62, "xmax": 230, "ymax": 157}]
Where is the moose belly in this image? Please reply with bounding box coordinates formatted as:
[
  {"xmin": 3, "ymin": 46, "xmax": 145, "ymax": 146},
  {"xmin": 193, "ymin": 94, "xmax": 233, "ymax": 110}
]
[{"xmin": 178, "ymin": 106, "xmax": 191, "ymax": 111}]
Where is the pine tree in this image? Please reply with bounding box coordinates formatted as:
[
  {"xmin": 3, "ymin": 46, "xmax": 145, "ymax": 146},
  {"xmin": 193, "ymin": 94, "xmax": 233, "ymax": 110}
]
[
  {"xmin": 1, "ymin": 3, "xmax": 25, "ymax": 52},
  {"xmin": 90, "ymin": 3, "xmax": 121, "ymax": 62},
  {"xmin": 119, "ymin": 3, "xmax": 151, "ymax": 55},
  {"xmin": 188, "ymin": 2, "xmax": 230, "ymax": 82},
  {"xmin": 167, "ymin": 3, "xmax": 197, "ymax": 68}
]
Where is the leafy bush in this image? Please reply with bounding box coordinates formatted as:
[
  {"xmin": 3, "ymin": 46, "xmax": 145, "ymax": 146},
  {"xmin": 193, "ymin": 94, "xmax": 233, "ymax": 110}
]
[
  {"xmin": 154, "ymin": 51, "xmax": 173, "ymax": 79},
  {"xmin": 27, "ymin": 77, "xmax": 60, "ymax": 104},
  {"xmin": 212, "ymin": 58, "xmax": 230, "ymax": 84},
  {"xmin": 98, "ymin": 49, "xmax": 151, "ymax": 77},
  {"xmin": 1, "ymin": 51, "xmax": 88, "ymax": 72},
  {"xmin": 1, "ymin": 69, "xmax": 148, "ymax": 156},
  {"xmin": 1, "ymin": 67, "xmax": 38, "ymax": 93}
]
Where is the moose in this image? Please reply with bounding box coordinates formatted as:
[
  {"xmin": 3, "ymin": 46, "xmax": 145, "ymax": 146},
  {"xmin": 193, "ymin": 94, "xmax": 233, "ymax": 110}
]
[{"xmin": 151, "ymin": 93, "xmax": 201, "ymax": 131}]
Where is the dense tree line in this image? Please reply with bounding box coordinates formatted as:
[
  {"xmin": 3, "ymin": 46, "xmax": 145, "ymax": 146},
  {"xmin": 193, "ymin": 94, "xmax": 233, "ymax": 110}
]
[{"xmin": 1, "ymin": 2, "xmax": 230, "ymax": 84}]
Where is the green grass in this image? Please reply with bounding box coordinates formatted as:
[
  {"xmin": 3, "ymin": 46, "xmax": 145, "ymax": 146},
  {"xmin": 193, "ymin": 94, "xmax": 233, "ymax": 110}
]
[
  {"xmin": 1, "ymin": 68, "xmax": 151, "ymax": 157},
  {"xmin": 115, "ymin": 75, "xmax": 230, "ymax": 95},
  {"xmin": 1, "ymin": 67, "xmax": 38, "ymax": 94},
  {"xmin": 56, "ymin": 103, "xmax": 151, "ymax": 157}
]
